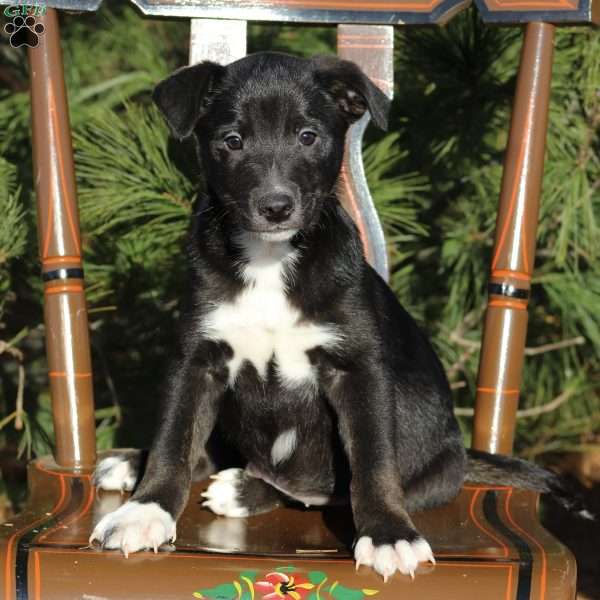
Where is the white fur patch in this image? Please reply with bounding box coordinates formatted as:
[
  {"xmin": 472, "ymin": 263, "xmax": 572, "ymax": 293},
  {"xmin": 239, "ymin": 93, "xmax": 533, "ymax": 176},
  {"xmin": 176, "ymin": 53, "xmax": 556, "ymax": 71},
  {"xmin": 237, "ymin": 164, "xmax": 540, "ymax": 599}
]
[
  {"xmin": 271, "ymin": 428, "xmax": 297, "ymax": 466},
  {"xmin": 201, "ymin": 468, "xmax": 248, "ymax": 518},
  {"xmin": 89, "ymin": 501, "xmax": 176, "ymax": 556},
  {"xmin": 354, "ymin": 536, "xmax": 435, "ymax": 581},
  {"xmin": 93, "ymin": 456, "xmax": 137, "ymax": 492},
  {"xmin": 202, "ymin": 234, "xmax": 339, "ymax": 386}
]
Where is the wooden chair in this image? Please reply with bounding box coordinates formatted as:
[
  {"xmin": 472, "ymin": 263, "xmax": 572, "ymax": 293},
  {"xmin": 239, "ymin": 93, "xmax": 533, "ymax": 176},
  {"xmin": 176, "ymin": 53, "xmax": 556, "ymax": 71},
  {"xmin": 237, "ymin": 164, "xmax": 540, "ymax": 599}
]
[{"xmin": 1, "ymin": 0, "xmax": 597, "ymax": 598}]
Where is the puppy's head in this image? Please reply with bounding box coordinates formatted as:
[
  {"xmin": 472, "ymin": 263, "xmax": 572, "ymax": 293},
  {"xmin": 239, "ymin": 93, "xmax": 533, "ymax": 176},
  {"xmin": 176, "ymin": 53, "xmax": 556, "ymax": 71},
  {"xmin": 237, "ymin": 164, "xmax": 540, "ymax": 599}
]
[{"xmin": 153, "ymin": 52, "xmax": 390, "ymax": 241}]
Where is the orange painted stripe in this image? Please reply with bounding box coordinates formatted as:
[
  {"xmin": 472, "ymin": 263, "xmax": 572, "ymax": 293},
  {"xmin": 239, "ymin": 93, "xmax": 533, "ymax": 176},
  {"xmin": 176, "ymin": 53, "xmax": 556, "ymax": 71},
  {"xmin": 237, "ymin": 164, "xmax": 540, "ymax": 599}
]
[
  {"xmin": 42, "ymin": 176, "xmax": 54, "ymax": 260},
  {"xmin": 269, "ymin": 0, "xmax": 439, "ymax": 10},
  {"xmin": 337, "ymin": 34, "xmax": 389, "ymax": 40},
  {"xmin": 506, "ymin": 564, "xmax": 514, "ymax": 600},
  {"xmin": 496, "ymin": 0, "xmax": 575, "ymax": 6},
  {"xmin": 35, "ymin": 462, "xmax": 92, "ymax": 479},
  {"xmin": 33, "ymin": 551, "xmax": 41, "ymax": 600},
  {"xmin": 30, "ymin": 547, "xmax": 517, "ymax": 570},
  {"xmin": 488, "ymin": 299, "xmax": 527, "ymax": 311},
  {"xmin": 48, "ymin": 371, "xmax": 92, "ymax": 378},
  {"xmin": 477, "ymin": 387, "xmax": 520, "ymax": 395},
  {"xmin": 338, "ymin": 44, "xmax": 394, "ymax": 49},
  {"xmin": 48, "ymin": 86, "xmax": 81, "ymax": 256},
  {"xmin": 42, "ymin": 255, "xmax": 82, "ymax": 266},
  {"xmin": 504, "ymin": 488, "xmax": 547, "ymax": 600},
  {"xmin": 44, "ymin": 285, "xmax": 84, "ymax": 295},
  {"xmin": 37, "ymin": 480, "xmax": 95, "ymax": 543},
  {"xmin": 463, "ymin": 485, "xmax": 513, "ymax": 491},
  {"xmin": 491, "ymin": 269, "xmax": 531, "ymax": 281},
  {"xmin": 468, "ymin": 488, "xmax": 510, "ymax": 558},
  {"xmin": 491, "ymin": 97, "xmax": 533, "ymax": 272},
  {"xmin": 4, "ymin": 475, "xmax": 66, "ymax": 600},
  {"xmin": 339, "ymin": 164, "xmax": 371, "ymax": 263}
]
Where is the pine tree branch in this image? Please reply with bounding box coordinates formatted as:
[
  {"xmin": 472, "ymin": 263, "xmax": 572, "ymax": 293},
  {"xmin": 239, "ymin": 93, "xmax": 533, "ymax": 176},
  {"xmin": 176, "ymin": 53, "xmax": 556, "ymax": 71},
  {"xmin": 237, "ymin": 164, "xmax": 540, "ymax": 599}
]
[
  {"xmin": 454, "ymin": 387, "xmax": 576, "ymax": 419},
  {"xmin": 450, "ymin": 332, "xmax": 585, "ymax": 356},
  {"xmin": 523, "ymin": 336, "xmax": 585, "ymax": 356},
  {"xmin": 0, "ymin": 340, "xmax": 24, "ymax": 430}
]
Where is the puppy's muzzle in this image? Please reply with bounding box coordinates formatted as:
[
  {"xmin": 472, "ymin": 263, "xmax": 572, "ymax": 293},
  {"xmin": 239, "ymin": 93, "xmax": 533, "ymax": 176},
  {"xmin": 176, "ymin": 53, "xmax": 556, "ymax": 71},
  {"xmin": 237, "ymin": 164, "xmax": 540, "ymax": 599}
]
[{"xmin": 258, "ymin": 193, "xmax": 294, "ymax": 224}]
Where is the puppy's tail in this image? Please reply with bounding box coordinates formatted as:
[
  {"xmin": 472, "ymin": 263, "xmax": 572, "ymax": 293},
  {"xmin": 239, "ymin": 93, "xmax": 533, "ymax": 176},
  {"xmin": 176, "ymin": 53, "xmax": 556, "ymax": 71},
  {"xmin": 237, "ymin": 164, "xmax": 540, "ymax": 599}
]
[{"xmin": 465, "ymin": 448, "xmax": 595, "ymax": 520}]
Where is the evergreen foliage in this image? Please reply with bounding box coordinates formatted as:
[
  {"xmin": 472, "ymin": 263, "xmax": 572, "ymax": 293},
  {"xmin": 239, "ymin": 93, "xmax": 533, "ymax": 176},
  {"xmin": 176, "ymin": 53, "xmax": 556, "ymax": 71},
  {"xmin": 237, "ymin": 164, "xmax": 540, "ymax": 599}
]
[{"xmin": 0, "ymin": 1, "xmax": 599, "ymax": 488}]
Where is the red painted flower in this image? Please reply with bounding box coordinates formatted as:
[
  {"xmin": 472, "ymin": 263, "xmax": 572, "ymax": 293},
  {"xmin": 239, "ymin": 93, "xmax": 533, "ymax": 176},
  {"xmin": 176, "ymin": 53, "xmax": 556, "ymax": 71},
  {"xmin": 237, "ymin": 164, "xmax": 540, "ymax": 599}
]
[{"xmin": 255, "ymin": 571, "xmax": 315, "ymax": 600}]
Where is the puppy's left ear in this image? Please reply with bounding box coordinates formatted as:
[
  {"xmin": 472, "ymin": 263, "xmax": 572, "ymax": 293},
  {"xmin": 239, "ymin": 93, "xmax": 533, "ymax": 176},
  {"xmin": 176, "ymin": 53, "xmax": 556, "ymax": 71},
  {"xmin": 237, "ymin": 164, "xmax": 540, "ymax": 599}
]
[
  {"xmin": 153, "ymin": 61, "xmax": 226, "ymax": 140},
  {"xmin": 313, "ymin": 56, "xmax": 390, "ymax": 131}
]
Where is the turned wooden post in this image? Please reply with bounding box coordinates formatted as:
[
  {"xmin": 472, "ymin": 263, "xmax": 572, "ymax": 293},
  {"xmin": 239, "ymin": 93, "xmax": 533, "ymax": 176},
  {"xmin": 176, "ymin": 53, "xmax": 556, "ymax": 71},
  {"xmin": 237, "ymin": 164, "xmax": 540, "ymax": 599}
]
[
  {"xmin": 472, "ymin": 23, "xmax": 555, "ymax": 455},
  {"xmin": 28, "ymin": 8, "xmax": 97, "ymax": 470}
]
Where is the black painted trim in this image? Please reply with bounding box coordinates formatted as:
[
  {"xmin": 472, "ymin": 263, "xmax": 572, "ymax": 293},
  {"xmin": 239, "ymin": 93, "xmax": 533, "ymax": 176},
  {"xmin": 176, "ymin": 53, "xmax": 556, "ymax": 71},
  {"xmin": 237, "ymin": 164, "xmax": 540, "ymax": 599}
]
[
  {"xmin": 483, "ymin": 490, "xmax": 533, "ymax": 600},
  {"xmin": 42, "ymin": 268, "xmax": 84, "ymax": 282},
  {"xmin": 488, "ymin": 282, "xmax": 529, "ymax": 299},
  {"xmin": 15, "ymin": 479, "xmax": 84, "ymax": 600}
]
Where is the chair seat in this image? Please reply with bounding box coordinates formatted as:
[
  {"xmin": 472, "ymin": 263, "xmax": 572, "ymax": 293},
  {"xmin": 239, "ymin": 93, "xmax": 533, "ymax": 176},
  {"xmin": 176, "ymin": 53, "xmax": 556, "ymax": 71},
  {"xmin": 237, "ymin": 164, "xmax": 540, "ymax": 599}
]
[{"xmin": 0, "ymin": 454, "xmax": 575, "ymax": 600}]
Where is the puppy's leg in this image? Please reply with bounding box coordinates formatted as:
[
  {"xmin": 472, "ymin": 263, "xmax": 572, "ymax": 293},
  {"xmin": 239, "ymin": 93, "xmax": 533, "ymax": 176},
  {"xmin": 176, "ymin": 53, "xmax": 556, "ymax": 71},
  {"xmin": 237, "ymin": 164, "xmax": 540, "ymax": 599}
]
[
  {"xmin": 315, "ymin": 359, "xmax": 434, "ymax": 580},
  {"xmin": 201, "ymin": 468, "xmax": 284, "ymax": 517},
  {"xmin": 90, "ymin": 340, "xmax": 229, "ymax": 555},
  {"xmin": 403, "ymin": 445, "xmax": 466, "ymax": 514}
]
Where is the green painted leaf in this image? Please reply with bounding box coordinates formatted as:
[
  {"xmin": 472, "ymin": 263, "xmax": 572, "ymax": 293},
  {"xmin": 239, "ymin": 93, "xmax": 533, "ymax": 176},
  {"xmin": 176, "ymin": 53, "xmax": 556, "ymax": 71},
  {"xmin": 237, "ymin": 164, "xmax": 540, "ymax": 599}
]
[
  {"xmin": 308, "ymin": 571, "xmax": 327, "ymax": 584},
  {"xmin": 329, "ymin": 582, "xmax": 367, "ymax": 600},
  {"xmin": 239, "ymin": 571, "xmax": 257, "ymax": 582},
  {"xmin": 195, "ymin": 582, "xmax": 238, "ymax": 599},
  {"xmin": 275, "ymin": 565, "xmax": 297, "ymax": 573}
]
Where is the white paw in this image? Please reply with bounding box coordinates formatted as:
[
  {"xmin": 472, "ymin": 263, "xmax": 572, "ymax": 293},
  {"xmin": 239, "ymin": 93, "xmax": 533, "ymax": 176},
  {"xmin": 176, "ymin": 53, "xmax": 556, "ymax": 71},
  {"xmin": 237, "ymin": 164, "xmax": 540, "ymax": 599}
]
[
  {"xmin": 354, "ymin": 536, "xmax": 435, "ymax": 581},
  {"xmin": 89, "ymin": 501, "xmax": 176, "ymax": 556},
  {"xmin": 93, "ymin": 456, "xmax": 137, "ymax": 492},
  {"xmin": 201, "ymin": 468, "xmax": 249, "ymax": 518}
]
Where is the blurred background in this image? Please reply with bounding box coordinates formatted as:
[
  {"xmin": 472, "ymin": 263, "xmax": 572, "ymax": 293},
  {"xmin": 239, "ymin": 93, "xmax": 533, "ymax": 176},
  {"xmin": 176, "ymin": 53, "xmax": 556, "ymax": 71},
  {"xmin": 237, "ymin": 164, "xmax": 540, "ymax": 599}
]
[{"xmin": 0, "ymin": 1, "xmax": 599, "ymax": 595}]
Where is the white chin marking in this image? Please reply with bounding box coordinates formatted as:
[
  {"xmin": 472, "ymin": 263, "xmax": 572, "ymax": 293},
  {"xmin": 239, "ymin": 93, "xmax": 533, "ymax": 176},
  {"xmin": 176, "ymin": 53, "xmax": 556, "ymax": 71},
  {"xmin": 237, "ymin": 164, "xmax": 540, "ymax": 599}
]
[
  {"xmin": 354, "ymin": 536, "xmax": 435, "ymax": 581},
  {"xmin": 89, "ymin": 501, "xmax": 176, "ymax": 556},
  {"xmin": 93, "ymin": 456, "xmax": 136, "ymax": 492},
  {"xmin": 201, "ymin": 468, "xmax": 249, "ymax": 518},
  {"xmin": 258, "ymin": 229, "xmax": 298, "ymax": 242}
]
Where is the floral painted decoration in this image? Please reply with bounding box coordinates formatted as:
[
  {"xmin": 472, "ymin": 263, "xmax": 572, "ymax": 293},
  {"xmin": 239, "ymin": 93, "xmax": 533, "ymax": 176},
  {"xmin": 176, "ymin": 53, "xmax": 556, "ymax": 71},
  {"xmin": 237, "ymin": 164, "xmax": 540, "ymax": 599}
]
[{"xmin": 193, "ymin": 565, "xmax": 379, "ymax": 600}]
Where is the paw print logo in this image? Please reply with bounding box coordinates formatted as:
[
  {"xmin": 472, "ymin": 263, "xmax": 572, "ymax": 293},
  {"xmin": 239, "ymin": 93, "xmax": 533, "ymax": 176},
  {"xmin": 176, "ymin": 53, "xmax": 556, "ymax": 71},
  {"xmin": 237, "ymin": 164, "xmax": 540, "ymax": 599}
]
[{"xmin": 4, "ymin": 15, "xmax": 45, "ymax": 48}]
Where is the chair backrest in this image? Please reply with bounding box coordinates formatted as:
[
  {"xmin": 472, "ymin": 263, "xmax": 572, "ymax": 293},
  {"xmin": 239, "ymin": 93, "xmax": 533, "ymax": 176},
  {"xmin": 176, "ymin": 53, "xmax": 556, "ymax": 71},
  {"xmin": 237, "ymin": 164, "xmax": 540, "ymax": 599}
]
[{"xmin": 8, "ymin": 0, "xmax": 597, "ymax": 470}]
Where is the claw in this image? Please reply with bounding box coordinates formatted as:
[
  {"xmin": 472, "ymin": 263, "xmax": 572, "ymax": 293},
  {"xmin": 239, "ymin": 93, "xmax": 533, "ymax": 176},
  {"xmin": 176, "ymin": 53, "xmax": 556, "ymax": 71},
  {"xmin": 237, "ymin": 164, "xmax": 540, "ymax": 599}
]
[
  {"xmin": 153, "ymin": 541, "xmax": 158, "ymax": 554},
  {"xmin": 122, "ymin": 544, "xmax": 129, "ymax": 559},
  {"xmin": 355, "ymin": 560, "xmax": 362, "ymax": 572}
]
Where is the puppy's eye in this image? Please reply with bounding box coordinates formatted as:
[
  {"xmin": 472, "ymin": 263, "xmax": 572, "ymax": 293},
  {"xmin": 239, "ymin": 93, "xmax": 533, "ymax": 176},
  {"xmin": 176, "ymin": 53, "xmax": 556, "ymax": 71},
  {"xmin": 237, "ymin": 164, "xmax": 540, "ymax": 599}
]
[
  {"xmin": 224, "ymin": 134, "xmax": 243, "ymax": 151},
  {"xmin": 299, "ymin": 130, "xmax": 317, "ymax": 146}
]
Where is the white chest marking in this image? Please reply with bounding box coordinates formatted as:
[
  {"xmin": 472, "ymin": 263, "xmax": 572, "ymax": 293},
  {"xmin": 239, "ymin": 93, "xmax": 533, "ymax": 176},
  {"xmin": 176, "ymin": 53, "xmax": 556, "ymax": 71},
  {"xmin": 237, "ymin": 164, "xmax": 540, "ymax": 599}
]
[
  {"xmin": 202, "ymin": 235, "xmax": 338, "ymax": 386},
  {"xmin": 271, "ymin": 428, "xmax": 297, "ymax": 465}
]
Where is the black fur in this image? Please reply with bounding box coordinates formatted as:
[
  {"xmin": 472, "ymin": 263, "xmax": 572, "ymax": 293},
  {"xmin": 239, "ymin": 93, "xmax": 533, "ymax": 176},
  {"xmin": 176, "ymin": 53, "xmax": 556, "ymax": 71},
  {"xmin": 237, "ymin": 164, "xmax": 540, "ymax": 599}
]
[{"xmin": 93, "ymin": 52, "xmax": 593, "ymax": 563}]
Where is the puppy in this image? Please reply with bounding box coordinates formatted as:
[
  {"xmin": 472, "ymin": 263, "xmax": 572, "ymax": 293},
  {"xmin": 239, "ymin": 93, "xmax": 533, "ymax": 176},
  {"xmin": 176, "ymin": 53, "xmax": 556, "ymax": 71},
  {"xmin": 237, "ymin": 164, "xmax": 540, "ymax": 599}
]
[{"xmin": 90, "ymin": 52, "xmax": 590, "ymax": 580}]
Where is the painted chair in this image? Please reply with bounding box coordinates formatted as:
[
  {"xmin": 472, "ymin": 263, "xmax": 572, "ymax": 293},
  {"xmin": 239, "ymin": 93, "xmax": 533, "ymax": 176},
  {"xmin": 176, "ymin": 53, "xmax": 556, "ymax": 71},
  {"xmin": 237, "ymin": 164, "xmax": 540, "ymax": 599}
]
[{"xmin": 1, "ymin": 0, "xmax": 598, "ymax": 598}]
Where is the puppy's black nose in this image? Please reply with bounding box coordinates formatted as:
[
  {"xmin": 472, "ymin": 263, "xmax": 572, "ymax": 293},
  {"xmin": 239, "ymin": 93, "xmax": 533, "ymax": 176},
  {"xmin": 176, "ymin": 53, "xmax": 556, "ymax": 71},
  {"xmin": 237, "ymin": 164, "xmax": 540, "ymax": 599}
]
[{"xmin": 258, "ymin": 194, "xmax": 294, "ymax": 223}]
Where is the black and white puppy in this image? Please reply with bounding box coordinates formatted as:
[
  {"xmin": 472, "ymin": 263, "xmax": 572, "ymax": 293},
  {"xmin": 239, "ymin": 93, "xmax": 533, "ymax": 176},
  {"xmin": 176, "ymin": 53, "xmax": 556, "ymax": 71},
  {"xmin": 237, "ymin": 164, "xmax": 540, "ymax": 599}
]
[{"xmin": 90, "ymin": 52, "xmax": 589, "ymax": 580}]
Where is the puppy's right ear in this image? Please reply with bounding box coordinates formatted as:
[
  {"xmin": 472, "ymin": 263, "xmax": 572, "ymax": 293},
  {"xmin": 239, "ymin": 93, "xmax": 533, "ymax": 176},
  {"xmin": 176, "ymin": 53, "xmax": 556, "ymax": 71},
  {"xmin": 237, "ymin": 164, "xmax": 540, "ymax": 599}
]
[{"xmin": 152, "ymin": 62, "xmax": 226, "ymax": 140}]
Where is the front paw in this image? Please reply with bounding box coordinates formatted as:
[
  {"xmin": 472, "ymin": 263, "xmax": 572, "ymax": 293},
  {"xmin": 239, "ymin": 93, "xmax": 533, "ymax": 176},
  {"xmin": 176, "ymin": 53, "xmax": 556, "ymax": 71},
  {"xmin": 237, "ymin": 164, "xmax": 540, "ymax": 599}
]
[
  {"xmin": 354, "ymin": 535, "xmax": 435, "ymax": 581},
  {"xmin": 89, "ymin": 500, "xmax": 176, "ymax": 556}
]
